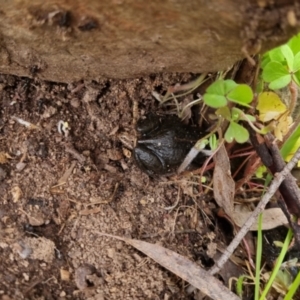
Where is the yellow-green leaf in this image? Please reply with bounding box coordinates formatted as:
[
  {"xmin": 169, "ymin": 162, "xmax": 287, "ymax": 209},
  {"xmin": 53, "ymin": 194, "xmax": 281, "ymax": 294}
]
[
  {"xmin": 284, "ymin": 136, "xmax": 300, "ymax": 166},
  {"xmin": 257, "ymin": 92, "xmax": 287, "ymax": 122},
  {"xmin": 274, "ymin": 113, "xmax": 292, "ymax": 141}
]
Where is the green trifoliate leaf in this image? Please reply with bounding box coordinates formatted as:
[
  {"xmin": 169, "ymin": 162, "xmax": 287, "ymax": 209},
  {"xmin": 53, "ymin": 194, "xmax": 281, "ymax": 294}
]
[
  {"xmin": 281, "ymin": 45, "xmax": 294, "ymax": 70},
  {"xmin": 262, "ymin": 61, "xmax": 289, "ymax": 82},
  {"xmin": 269, "ymin": 75, "xmax": 291, "ymax": 90},
  {"xmin": 227, "ymin": 84, "xmax": 253, "ymax": 106},
  {"xmin": 203, "ymin": 94, "xmax": 227, "ymax": 108}
]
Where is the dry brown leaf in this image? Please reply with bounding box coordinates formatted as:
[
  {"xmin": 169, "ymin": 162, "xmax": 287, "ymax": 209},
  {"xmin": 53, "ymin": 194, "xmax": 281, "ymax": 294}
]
[
  {"xmin": 27, "ymin": 212, "xmax": 45, "ymax": 227},
  {"xmin": 60, "ymin": 269, "xmax": 70, "ymax": 281},
  {"xmin": 97, "ymin": 233, "xmax": 239, "ymax": 300},
  {"xmin": 11, "ymin": 186, "xmax": 22, "ymax": 203},
  {"xmin": 213, "ymin": 144, "xmax": 235, "ymax": 218},
  {"xmin": 232, "ymin": 206, "xmax": 288, "ymax": 230},
  {"xmin": 0, "ymin": 152, "xmax": 11, "ymax": 164},
  {"xmin": 80, "ymin": 207, "xmax": 101, "ymax": 215}
]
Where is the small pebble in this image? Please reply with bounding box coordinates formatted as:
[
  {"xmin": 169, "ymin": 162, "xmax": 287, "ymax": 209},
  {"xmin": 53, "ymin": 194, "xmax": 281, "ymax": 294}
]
[
  {"xmin": 70, "ymin": 98, "xmax": 80, "ymax": 108},
  {"xmin": 16, "ymin": 162, "xmax": 26, "ymax": 171},
  {"xmin": 60, "ymin": 269, "xmax": 70, "ymax": 281},
  {"xmin": 41, "ymin": 106, "xmax": 57, "ymax": 119},
  {"xmin": 59, "ymin": 291, "xmax": 66, "ymax": 297},
  {"xmin": 75, "ymin": 265, "xmax": 96, "ymax": 290}
]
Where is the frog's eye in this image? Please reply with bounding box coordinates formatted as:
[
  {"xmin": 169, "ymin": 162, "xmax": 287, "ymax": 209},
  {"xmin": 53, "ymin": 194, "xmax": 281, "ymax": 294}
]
[{"xmin": 136, "ymin": 113, "xmax": 160, "ymax": 134}]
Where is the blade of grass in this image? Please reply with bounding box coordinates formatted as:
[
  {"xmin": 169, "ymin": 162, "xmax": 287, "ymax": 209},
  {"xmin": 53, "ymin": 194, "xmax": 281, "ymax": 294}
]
[
  {"xmin": 259, "ymin": 228, "xmax": 293, "ymax": 299},
  {"xmin": 284, "ymin": 267, "xmax": 300, "ymax": 299},
  {"xmin": 255, "ymin": 213, "xmax": 263, "ymax": 300},
  {"xmin": 162, "ymin": 73, "xmax": 208, "ymax": 103},
  {"xmin": 236, "ymin": 275, "xmax": 246, "ymax": 297}
]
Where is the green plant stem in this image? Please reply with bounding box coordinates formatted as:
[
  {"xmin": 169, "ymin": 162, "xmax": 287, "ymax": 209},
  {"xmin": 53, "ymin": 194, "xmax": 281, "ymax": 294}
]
[
  {"xmin": 259, "ymin": 228, "xmax": 293, "ymax": 300},
  {"xmin": 179, "ymin": 98, "xmax": 202, "ymax": 119},
  {"xmin": 177, "ymin": 120, "xmax": 221, "ymax": 174},
  {"xmin": 162, "ymin": 73, "xmax": 208, "ymax": 103},
  {"xmin": 237, "ymin": 109, "xmax": 267, "ymax": 135},
  {"xmin": 255, "ymin": 213, "xmax": 263, "ymax": 300},
  {"xmin": 284, "ymin": 267, "xmax": 300, "ymax": 300}
]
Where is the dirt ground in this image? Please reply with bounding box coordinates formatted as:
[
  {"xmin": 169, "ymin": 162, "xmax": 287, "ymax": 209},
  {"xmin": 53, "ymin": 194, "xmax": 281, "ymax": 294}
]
[{"xmin": 0, "ymin": 73, "xmax": 223, "ymax": 299}]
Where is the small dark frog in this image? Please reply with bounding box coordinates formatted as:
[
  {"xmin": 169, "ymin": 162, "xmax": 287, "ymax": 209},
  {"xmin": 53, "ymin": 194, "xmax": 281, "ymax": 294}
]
[{"xmin": 133, "ymin": 113, "xmax": 205, "ymax": 175}]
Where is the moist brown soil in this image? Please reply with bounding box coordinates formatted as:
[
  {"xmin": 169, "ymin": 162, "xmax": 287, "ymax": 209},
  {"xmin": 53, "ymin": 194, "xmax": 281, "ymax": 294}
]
[{"xmin": 0, "ymin": 73, "xmax": 221, "ymax": 299}]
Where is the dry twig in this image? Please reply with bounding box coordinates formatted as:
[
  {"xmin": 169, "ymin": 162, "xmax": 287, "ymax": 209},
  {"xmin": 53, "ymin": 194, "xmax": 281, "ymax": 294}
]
[{"xmin": 209, "ymin": 146, "xmax": 300, "ymax": 275}]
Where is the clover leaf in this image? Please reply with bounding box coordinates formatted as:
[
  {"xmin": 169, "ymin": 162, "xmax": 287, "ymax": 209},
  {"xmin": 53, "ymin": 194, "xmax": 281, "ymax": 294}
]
[
  {"xmin": 281, "ymin": 45, "xmax": 294, "ymax": 70},
  {"xmin": 262, "ymin": 61, "xmax": 291, "ymax": 90},
  {"xmin": 262, "ymin": 42, "xmax": 300, "ymax": 90},
  {"xmin": 227, "ymin": 85, "xmax": 253, "ymax": 107},
  {"xmin": 225, "ymin": 121, "xmax": 249, "ymax": 144},
  {"xmin": 203, "ymin": 80, "xmax": 253, "ymax": 108}
]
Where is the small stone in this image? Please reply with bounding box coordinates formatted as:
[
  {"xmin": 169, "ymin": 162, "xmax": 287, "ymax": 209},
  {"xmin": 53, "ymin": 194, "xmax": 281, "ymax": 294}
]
[
  {"xmin": 107, "ymin": 149, "xmax": 122, "ymax": 161},
  {"xmin": 22, "ymin": 273, "xmax": 29, "ymax": 281},
  {"xmin": 70, "ymin": 98, "xmax": 80, "ymax": 108},
  {"xmin": 60, "ymin": 269, "xmax": 70, "ymax": 281},
  {"xmin": 107, "ymin": 248, "xmax": 115, "ymax": 259},
  {"xmin": 82, "ymin": 150, "xmax": 90, "ymax": 157},
  {"xmin": 139, "ymin": 199, "xmax": 147, "ymax": 206},
  {"xmin": 28, "ymin": 211, "xmax": 45, "ymax": 226},
  {"xmin": 41, "ymin": 106, "xmax": 57, "ymax": 119},
  {"xmin": 16, "ymin": 162, "xmax": 26, "ymax": 171},
  {"xmin": 75, "ymin": 265, "xmax": 96, "ymax": 290},
  {"xmin": 60, "ymin": 291, "xmax": 66, "ymax": 297}
]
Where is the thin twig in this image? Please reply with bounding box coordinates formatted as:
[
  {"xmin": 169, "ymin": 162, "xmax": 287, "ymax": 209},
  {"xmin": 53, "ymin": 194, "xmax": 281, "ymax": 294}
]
[
  {"xmin": 64, "ymin": 143, "xmax": 86, "ymax": 164},
  {"xmin": 209, "ymin": 146, "xmax": 300, "ymax": 275}
]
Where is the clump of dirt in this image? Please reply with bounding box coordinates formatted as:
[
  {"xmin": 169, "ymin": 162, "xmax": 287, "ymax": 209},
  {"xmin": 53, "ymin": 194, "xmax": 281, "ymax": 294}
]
[{"xmin": 0, "ymin": 73, "xmax": 219, "ymax": 299}]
